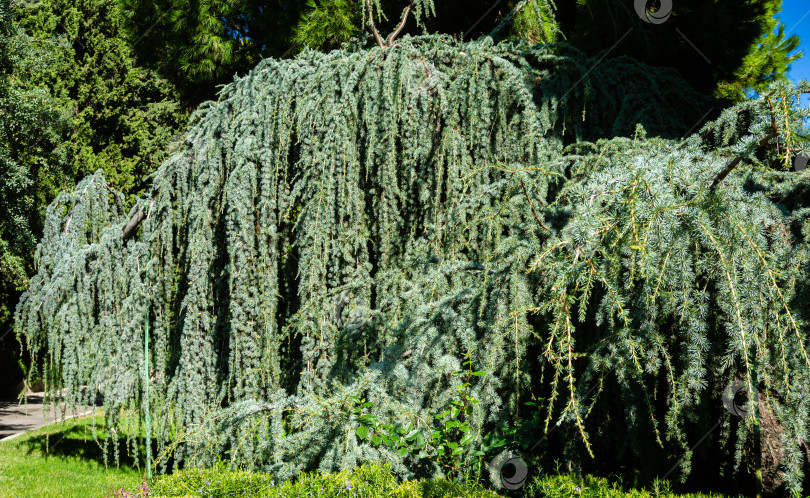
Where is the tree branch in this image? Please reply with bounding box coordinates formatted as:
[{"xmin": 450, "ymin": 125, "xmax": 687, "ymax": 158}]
[
  {"xmin": 122, "ymin": 200, "xmax": 155, "ymax": 241},
  {"xmin": 520, "ymin": 179, "xmax": 552, "ymax": 232},
  {"xmin": 387, "ymin": 2, "xmax": 413, "ymax": 46},
  {"xmin": 766, "ymin": 97, "xmax": 781, "ymax": 156},
  {"xmin": 366, "ymin": 0, "xmax": 386, "ymax": 49},
  {"xmin": 708, "ymin": 132, "xmax": 778, "ymax": 190}
]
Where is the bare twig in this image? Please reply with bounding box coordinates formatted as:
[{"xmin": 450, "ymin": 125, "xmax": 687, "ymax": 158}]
[{"xmin": 387, "ymin": 2, "xmax": 413, "ymax": 46}]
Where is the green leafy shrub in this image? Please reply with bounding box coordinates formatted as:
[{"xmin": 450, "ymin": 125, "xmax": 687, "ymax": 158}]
[
  {"xmin": 521, "ymin": 472, "xmax": 725, "ymax": 498},
  {"xmin": 353, "ymin": 350, "xmax": 506, "ymax": 484},
  {"xmin": 145, "ymin": 463, "xmax": 732, "ymax": 497},
  {"xmin": 148, "ymin": 462, "xmax": 498, "ymax": 497},
  {"xmin": 391, "ymin": 478, "xmax": 498, "ymax": 498},
  {"xmin": 149, "ymin": 463, "xmax": 277, "ymax": 497}
]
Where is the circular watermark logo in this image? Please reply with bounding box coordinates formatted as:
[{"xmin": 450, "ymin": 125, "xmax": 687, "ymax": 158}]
[
  {"xmin": 635, "ymin": 0, "xmax": 673, "ymax": 24},
  {"xmin": 333, "ymin": 292, "xmax": 363, "ymax": 330},
  {"xmin": 488, "ymin": 451, "xmax": 529, "ymax": 490},
  {"xmin": 795, "ymin": 151, "xmax": 809, "ymax": 172},
  {"xmin": 722, "ymin": 380, "xmax": 759, "ymax": 418}
]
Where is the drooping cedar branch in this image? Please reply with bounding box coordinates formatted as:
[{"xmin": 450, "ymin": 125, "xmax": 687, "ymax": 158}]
[
  {"xmin": 520, "ymin": 178, "xmax": 551, "ymax": 233},
  {"xmin": 708, "ymin": 131, "xmax": 778, "ymax": 190},
  {"xmin": 16, "ymin": 37, "xmax": 810, "ymax": 493}
]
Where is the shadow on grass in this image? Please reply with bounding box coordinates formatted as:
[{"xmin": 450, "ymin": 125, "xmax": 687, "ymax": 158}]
[{"xmin": 16, "ymin": 422, "xmax": 147, "ymax": 471}]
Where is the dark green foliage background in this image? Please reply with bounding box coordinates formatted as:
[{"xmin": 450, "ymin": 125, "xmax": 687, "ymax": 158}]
[
  {"xmin": 556, "ymin": 0, "xmax": 801, "ymax": 100},
  {"xmin": 0, "ymin": 0, "xmax": 70, "ymax": 386}
]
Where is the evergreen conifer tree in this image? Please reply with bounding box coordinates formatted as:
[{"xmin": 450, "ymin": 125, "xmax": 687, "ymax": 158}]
[
  {"xmin": 0, "ymin": 0, "xmax": 69, "ymax": 387},
  {"xmin": 13, "ymin": 0, "xmax": 186, "ymax": 197},
  {"xmin": 559, "ymin": 0, "xmax": 801, "ymax": 101},
  {"xmin": 122, "ymin": 0, "xmax": 306, "ymax": 106},
  {"xmin": 14, "ymin": 34, "xmax": 810, "ymax": 493}
]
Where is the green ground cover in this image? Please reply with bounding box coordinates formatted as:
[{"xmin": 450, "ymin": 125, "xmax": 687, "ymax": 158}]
[
  {"xmin": 0, "ymin": 414, "xmax": 729, "ymax": 497},
  {"xmin": 148, "ymin": 463, "xmax": 729, "ymax": 497},
  {"xmin": 0, "ymin": 414, "xmax": 143, "ymax": 497}
]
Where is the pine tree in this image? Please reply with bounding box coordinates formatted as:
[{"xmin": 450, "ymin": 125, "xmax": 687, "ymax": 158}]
[
  {"xmin": 560, "ymin": 0, "xmax": 801, "ymax": 102},
  {"xmin": 291, "ymin": 0, "xmax": 561, "ymax": 52},
  {"xmin": 13, "ymin": 0, "xmax": 186, "ymax": 198},
  {"xmin": 122, "ymin": 0, "xmax": 800, "ymax": 109},
  {"xmin": 291, "ymin": 0, "xmax": 363, "ymax": 52},
  {"xmin": 122, "ymin": 0, "xmax": 306, "ymax": 107},
  {"xmin": 716, "ymin": 23, "xmax": 802, "ymax": 101},
  {"xmin": 0, "ymin": 0, "xmax": 69, "ymax": 386}
]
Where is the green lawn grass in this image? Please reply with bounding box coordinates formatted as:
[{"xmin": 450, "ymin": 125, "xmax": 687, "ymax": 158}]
[
  {"xmin": 0, "ymin": 414, "xmax": 730, "ymax": 498},
  {"xmin": 0, "ymin": 414, "xmax": 145, "ymax": 497}
]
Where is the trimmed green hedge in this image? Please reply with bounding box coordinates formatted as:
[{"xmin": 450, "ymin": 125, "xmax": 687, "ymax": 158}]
[
  {"xmin": 149, "ymin": 462, "xmax": 496, "ymax": 497},
  {"xmin": 146, "ymin": 463, "xmax": 726, "ymax": 497},
  {"xmin": 521, "ymin": 473, "xmax": 726, "ymax": 498}
]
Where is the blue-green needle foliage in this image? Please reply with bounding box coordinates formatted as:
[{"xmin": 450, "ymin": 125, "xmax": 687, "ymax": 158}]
[{"xmin": 14, "ymin": 35, "xmax": 810, "ymax": 492}]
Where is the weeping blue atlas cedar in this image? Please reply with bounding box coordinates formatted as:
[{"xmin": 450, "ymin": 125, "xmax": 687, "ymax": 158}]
[{"xmin": 14, "ymin": 34, "xmax": 810, "ymax": 493}]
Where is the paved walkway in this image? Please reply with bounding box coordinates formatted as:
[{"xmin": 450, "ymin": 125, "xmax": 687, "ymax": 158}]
[{"xmin": 0, "ymin": 392, "xmax": 95, "ymax": 441}]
